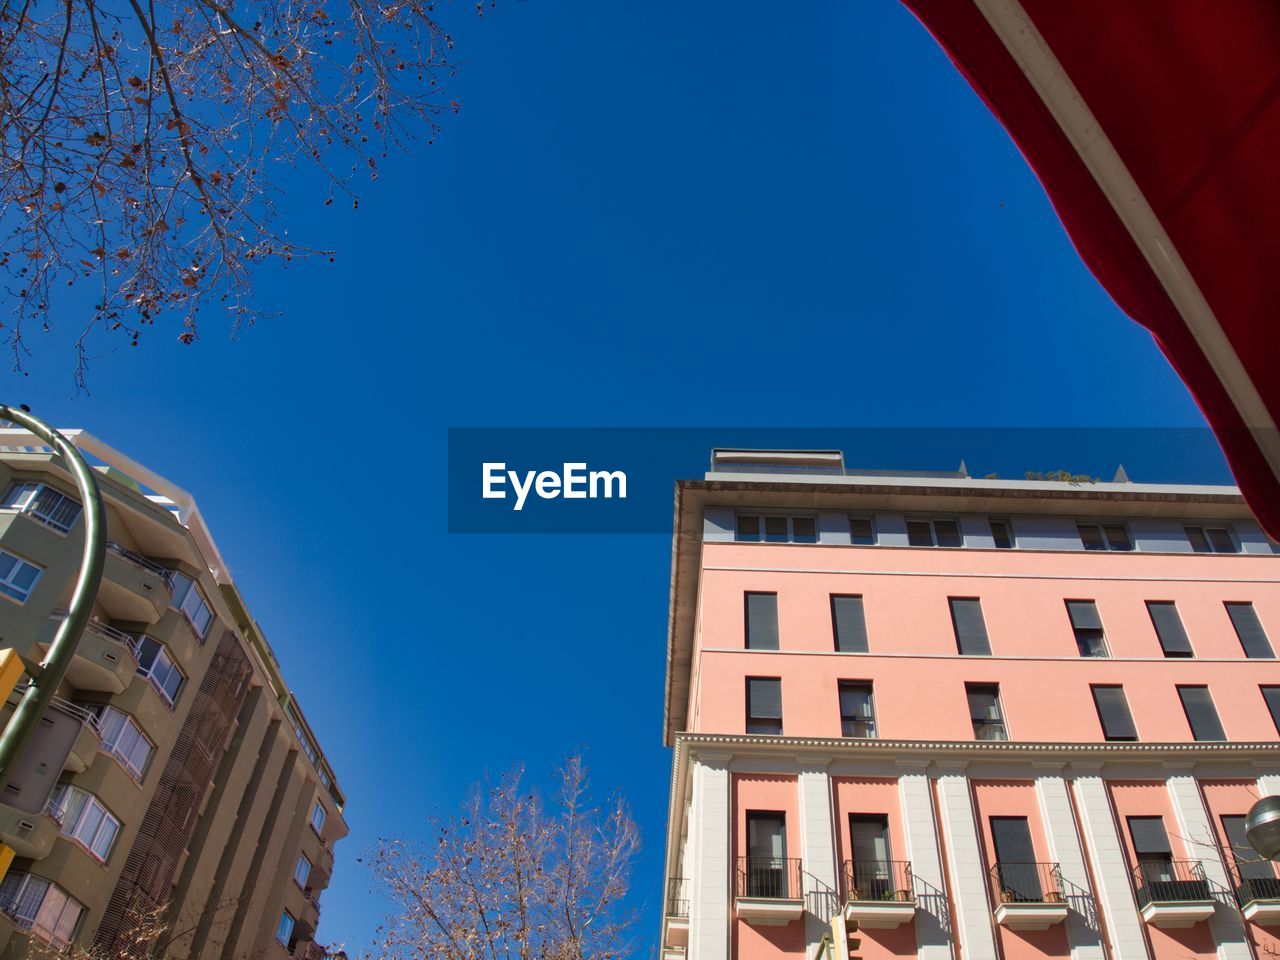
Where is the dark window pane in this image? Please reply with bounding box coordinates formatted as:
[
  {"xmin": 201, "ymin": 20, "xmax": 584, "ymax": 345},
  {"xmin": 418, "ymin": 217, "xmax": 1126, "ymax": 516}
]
[
  {"xmin": 1092, "ymin": 686, "xmax": 1137, "ymax": 740},
  {"xmin": 737, "ymin": 515, "xmax": 761, "ymax": 542},
  {"xmin": 849, "ymin": 517, "xmax": 875, "ymax": 545},
  {"xmin": 1103, "ymin": 524, "xmax": 1132, "ymax": 551},
  {"xmin": 839, "ymin": 682, "xmax": 875, "ymax": 737},
  {"xmin": 763, "ymin": 516, "xmax": 788, "ymax": 542},
  {"xmin": 934, "ymin": 520, "xmax": 962, "ymax": 548},
  {"xmin": 746, "ymin": 678, "xmax": 782, "ymax": 734},
  {"xmin": 831, "ymin": 595, "xmax": 868, "ymax": 653},
  {"xmin": 990, "ymin": 521, "xmax": 1013, "ymax": 549},
  {"xmin": 990, "ymin": 817, "xmax": 1042, "ymax": 901},
  {"xmin": 1178, "ymin": 686, "xmax": 1226, "ymax": 741},
  {"xmin": 1223, "ymin": 815, "xmax": 1277, "ymax": 881},
  {"xmin": 1078, "ymin": 524, "xmax": 1105, "ymax": 550},
  {"xmin": 1066, "ymin": 600, "xmax": 1103, "ymax": 630},
  {"xmin": 950, "ymin": 598, "xmax": 991, "ymax": 656},
  {"xmin": 1128, "ymin": 817, "xmax": 1172, "ymax": 856},
  {"xmin": 1186, "ymin": 526, "xmax": 1211, "ymax": 552},
  {"xmin": 1208, "ymin": 528, "xmax": 1238, "ymax": 553},
  {"xmin": 745, "ymin": 593, "xmax": 779, "ymax": 650},
  {"xmin": 1148, "ymin": 602, "xmax": 1193, "ymax": 657},
  {"xmin": 1263, "ymin": 686, "xmax": 1280, "ymax": 734},
  {"xmin": 967, "ymin": 683, "xmax": 1006, "ymax": 740},
  {"xmin": 791, "ymin": 517, "xmax": 817, "ymax": 543},
  {"xmin": 906, "ymin": 520, "xmax": 933, "ymax": 547},
  {"xmin": 1228, "ymin": 603, "xmax": 1274, "ymax": 658}
]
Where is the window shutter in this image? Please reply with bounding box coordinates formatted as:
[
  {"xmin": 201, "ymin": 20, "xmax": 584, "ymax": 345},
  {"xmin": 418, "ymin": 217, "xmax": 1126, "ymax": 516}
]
[
  {"xmin": 1147, "ymin": 602, "xmax": 1193, "ymax": 656},
  {"xmin": 1066, "ymin": 601, "xmax": 1103, "ymax": 630},
  {"xmin": 745, "ymin": 593, "xmax": 779, "ymax": 650},
  {"xmin": 1178, "ymin": 686, "xmax": 1226, "ymax": 740},
  {"xmin": 1227, "ymin": 603, "xmax": 1274, "ymax": 658},
  {"xmin": 748, "ymin": 678, "xmax": 782, "ymax": 720},
  {"xmin": 1127, "ymin": 817, "xmax": 1172, "ymax": 856},
  {"xmin": 950, "ymin": 598, "xmax": 991, "ymax": 655},
  {"xmin": 831, "ymin": 596, "xmax": 868, "ymax": 653},
  {"xmin": 1091, "ymin": 686, "xmax": 1137, "ymax": 740},
  {"xmin": 1263, "ymin": 687, "xmax": 1280, "ymax": 732},
  {"xmin": 966, "ymin": 685, "xmax": 1000, "ymax": 721},
  {"xmin": 839, "ymin": 683, "xmax": 873, "ymax": 719}
]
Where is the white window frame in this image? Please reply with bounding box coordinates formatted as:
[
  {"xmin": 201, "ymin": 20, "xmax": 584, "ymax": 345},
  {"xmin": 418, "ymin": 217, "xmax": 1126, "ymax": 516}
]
[
  {"xmin": 988, "ymin": 518, "xmax": 1016, "ymax": 549},
  {"xmin": 734, "ymin": 513, "xmax": 818, "ymax": 544},
  {"xmin": 847, "ymin": 515, "xmax": 877, "ymax": 546},
  {"xmin": 0, "ymin": 549, "xmax": 43, "ymax": 604},
  {"xmin": 46, "ymin": 784, "xmax": 120, "ymax": 862},
  {"xmin": 170, "ymin": 573, "xmax": 214, "ymax": 640},
  {"xmin": 293, "ymin": 854, "xmax": 312, "ymax": 889},
  {"xmin": 906, "ymin": 517, "xmax": 963, "ymax": 548},
  {"xmin": 310, "ymin": 800, "xmax": 327, "ymax": 836},
  {"xmin": 1076, "ymin": 521, "xmax": 1134, "ymax": 552},
  {"xmin": 0, "ymin": 481, "xmax": 82, "ymax": 534},
  {"xmin": 0, "ymin": 872, "xmax": 84, "ymax": 949},
  {"xmin": 93, "ymin": 706, "xmax": 154, "ymax": 782},
  {"xmin": 135, "ymin": 637, "xmax": 184, "ymax": 707},
  {"xmin": 1184, "ymin": 524, "xmax": 1239, "ymax": 554},
  {"xmin": 276, "ymin": 910, "xmax": 296, "ymax": 947}
]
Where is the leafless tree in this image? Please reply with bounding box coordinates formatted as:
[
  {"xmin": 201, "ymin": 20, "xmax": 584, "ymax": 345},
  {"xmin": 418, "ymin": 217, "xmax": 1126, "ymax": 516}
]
[
  {"xmin": 0, "ymin": 0, "xmax": 479, "ymax": 383},
  {"xmin": 368, "ymin": 756, "xmax": 641, "ymax": 960}
]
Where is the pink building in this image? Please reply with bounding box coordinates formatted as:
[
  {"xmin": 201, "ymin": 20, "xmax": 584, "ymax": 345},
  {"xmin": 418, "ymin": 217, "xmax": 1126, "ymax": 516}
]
[{"xmin": 660, "ymin": 450, "xmax": 1280, "ymax": 960}]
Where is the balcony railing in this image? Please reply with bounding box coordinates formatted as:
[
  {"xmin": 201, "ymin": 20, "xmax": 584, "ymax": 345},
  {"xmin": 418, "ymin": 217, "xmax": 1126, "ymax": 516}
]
[
  {"xmin": 842, "ymin": 860, "xmax": 913, "ymax": 902},
  {"xmin": 1227, "ymin": 861, "xmax": 1280, "ymax": 907},
  {"xmin": 736, "ymin": 857, "xmax": 803, "ymax": 900},
  {"xmin": 989, "ymin": 862, "xmax": 1065, "ymax": 904},
  {"xmin": 666, "ymin": 878, "xmax": 689, "ymax": 917},
  {"xmin": 1132, "ymin": 860, "xmax": 1211, "ymax": 907},
  {"xmin": 106, "ymin": 541, "xmax": 175, "ymax": 590},
  {"xmin": 83, "ymin": 617, "xmax": 144, "ymax": 660}
]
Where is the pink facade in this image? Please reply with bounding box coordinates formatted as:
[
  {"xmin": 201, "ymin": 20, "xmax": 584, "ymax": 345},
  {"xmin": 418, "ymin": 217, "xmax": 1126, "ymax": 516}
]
[{"xmin": 660, "ymin": 452, "xmax": 1280, "ymax": 960}]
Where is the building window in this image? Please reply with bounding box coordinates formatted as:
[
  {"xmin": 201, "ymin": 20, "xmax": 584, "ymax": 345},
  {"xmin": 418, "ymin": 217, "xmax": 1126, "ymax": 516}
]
[
  {"xmin": 838, "ymin": 682, "xmax": 876, "ymax": 738},
  {"xmin": 744, "ymin": 592, "xmax": 779, "ymax": 651},
  {"xmin": 0, "ymin": 550, "xmax": 42, "ymax": 603},
  {"xmin": 906, "ymin": 518, "xmax": 962, "ymax": 548},
  {"xmin": 1077, "ymin": 522, "xmax": 1132, "ymax": 551},
  {"xmin": 1147, "ymin": 601, "xmax": 1193, "ymax": 657},
  {"xmin": 1066, "ymin": 600, "xmax": 1108, "ymax": 657},
  {"xmin": 966, "ymin": 683, "xmax": 1006, "ymax": 741},
  {"xmin": 1127, "ymin": 817, "xmax": 1174, "ymax": 882},
  {"xmin": 1227, "ymin": 603, "xmax": 1274, "ymax": 659},
  {"xmin": 276, "ymin": 910, "xmax": 295, "ymax": 947},
  {"xmin": 91, "ymin": 706, "xmax": 154, "ymax": 781},
  {"xmin": 1221, "ymin": 815, "xmax": 1277, "ymax": 890},
  {"xmin": 849, "ymin": 516, "xmax": 876, "ymax": 546},
  {"xmin": 1262, "ymin": 687, "xmax": 1280, "ymax": 734},
  {"xmin": 1091, "ymin": 685, "xmax": 1138, "ymax": 741},
  {"xmin": 135, "ymin": 637, "xmax": 184, "ymax": 706},
  {"xmin": 735, "ymin": 514, "xmax": 817, "ymax": 544},
  {"xmin": 744, "ymin": 812, "xmax": 789, "ymax": 897},
  {"xmin": 170, "ymin": 572, "xmax": 214, "ymax": 640},
  {"xmin": 0, "ymin": 872, "xmax": 84, "ymax": 949},
  {"xmin": 950, "ymin": 597, "xmax": 992, "ymax": 656},
  {"xmin": 989, "ymin": 519, "xmax": 1015, "ymax": 549},
  {"xmin": 1186, "ymin": 525, "xmax": 1238, "ymax": 553},
  {"xmin": 990, "ymin": 817, "xmax": 1042, "ymax": 901},
  {"xmin": 831, "ymin": 595, "xmax": 868, "ymax": 653},
  {"xmin": 1177, "ymin": 685, "xmax": 1226, "ymax": 741},
  {"xmin": 293, "ymin": 854, "xmax": 311, "ymax": 889},
  {"xmin": 746, "ymin": 677, "xmax": 783, "ymax": 735},
  {"xmin": 1, "ymin": 482, "xmax": 83, "ymax": 533},
  {"xmin": 310, "ymin": 800, "xmax": 327, "ymax": 836},
  {"xmin": 46, "ymin": 784, "xmax": 120, "ymax": 862}
]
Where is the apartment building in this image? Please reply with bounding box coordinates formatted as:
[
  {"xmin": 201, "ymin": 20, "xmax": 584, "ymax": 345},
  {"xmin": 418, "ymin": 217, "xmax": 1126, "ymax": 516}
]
[
  {"xmin": 660, "ymin": 449, "xmax": 1280, "ymax": 960},
  {"xmin": 0, "ymin": 427, "xmax": 347, "ymax": 959}
]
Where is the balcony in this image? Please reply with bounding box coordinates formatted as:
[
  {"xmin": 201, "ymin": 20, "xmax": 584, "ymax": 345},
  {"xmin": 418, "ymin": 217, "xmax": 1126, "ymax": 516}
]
[
  {"xmin": 0, "ymin": 802, "xmax": 59, "ymax": 860},
  {"xmin": 42, "ymin": 615, "xmax": 140, "ymax": 695},
  {"xmin": 664, "ymin": 878, "xmax": 689, "ymax": 946},
  {"xmin": 1229, "ymin": 863, "xmax": 1280, "ymax": 924},
  {"xmin": 841, "ymin": 860, "xmax": 915, "ymax": 928},
  {"xmin": 990, "ymin": 862, "xmax": 1068, "ymax": 930},
  {"xmin": 1133, "ymin": 860, "xmax": 1215, "ymax": 928},
  {"xmin": 735, "ymin": 857, "xmax": 804, "ymax": 926},
  {"xmin": 98, "ymin": 542, "xmax": 172, "ymax": 623}
]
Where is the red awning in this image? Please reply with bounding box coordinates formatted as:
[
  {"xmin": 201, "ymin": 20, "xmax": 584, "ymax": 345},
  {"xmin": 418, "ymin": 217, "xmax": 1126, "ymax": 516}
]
[{"xmin": 902, "ymin": 0, "xmax": 1280, "ymax": 536}]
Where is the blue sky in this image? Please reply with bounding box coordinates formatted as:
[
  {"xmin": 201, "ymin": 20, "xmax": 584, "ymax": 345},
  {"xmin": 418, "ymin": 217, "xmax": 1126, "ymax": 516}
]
[{"xmin": 6, "ymin": 0, "xmax": 1227, "ymax": 952}]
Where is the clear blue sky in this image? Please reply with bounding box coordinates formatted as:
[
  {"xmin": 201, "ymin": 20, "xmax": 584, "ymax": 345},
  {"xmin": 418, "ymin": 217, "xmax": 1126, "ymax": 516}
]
[{"xmin": 10, "ymin": 0, "xmax": 1224, "ymax": 952}]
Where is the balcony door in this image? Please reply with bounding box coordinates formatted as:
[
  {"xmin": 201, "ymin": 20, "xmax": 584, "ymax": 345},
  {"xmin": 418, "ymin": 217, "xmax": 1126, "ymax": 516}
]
[
  {"xmin": 746, "ymin": 813, "xmax": 787, "ymax": 898},
  {"xmin": 990, "ymin": 816, "xmax": 1042, "ymax": 902},
  {"xmin": 849, "ymin": 814, "xmax": 892, "ymax": 900},
  {"xmin": 1223, "ymin": 814, "xmax": 1280, "ymax": 899}
]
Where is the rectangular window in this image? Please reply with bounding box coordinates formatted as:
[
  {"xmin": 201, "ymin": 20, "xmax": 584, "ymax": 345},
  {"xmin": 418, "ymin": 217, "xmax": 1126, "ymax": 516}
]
[
  {"xmin": 831, "ymin": 595, "xmax": 868, "ymax": 653},
  {"xmin": 989, "ymin": 519, "xmax": 1014, "ymax": 549},
  {"xmin": 950, "ymin": 598, "xmax": 992, "ymax": 656},
  {"xmin": 1222, "ymin": 815, "xmax": 1279, "ymax": 884},
  {"xmin": 293, "ymin": 854, "xmax": 311, "ymax": 888},
  {"xmin": 1077, "ymin": 522, "xmax": 1133, "ymax": 551},
  {"xmin": 849, "ymin": 516, "xmax": 876, "ymax": 546},
  {"xmin": 745, "ymin": 593, "xmax": 779, "ymax": 651},
  {"xmin": 1263, "ymin": 686, "xmax": 1280, "ymax": 734},
  {"xmin": 848, "ymin": 814, "xmax": 893, "ymax": 898},
  {"xmin": 1091, "ymin": 685, "xmax": 1138, "ymax": 741},
  {"xmin": 0, "ymin": 873, "xmax": 84, "ymax": 950},
  {"xmin": 1178, "ymin": 685, "xmax": 1226, "ymax": 741},
  {"xmin": 135, "ymin": 636, "xmax": 185, "ymax": 705},
  {"xmin": 838, "ymin": 682, "xmax": 876, "ymax": 738},
  {"xmin": 1186, "ymin": 525, "xmax": 1239, "ymax": 553},
  {"xmin": 0, "ymin": 550, "xmax": 42, "ymax": 603},
  {"xmin": 1066, "ymin": 600, "xmax": 1108, "ymax": 657},
  {"xmin": 1148, "ymin": 601, "xmax": 1194, "ymax": 657},
  {"xmin": 735, "ymin": 514, "xmax": 817, "ymax": 544},
  {"xmin": 907, "ymin": 518, "xmax": 963, "ymax": 548},
  {"xmin": 46, "ymin": 784, "xmax": 120, "ymax": 862},
  {"xmin": 276, "ymin": 911, "xmax": 295, "ymax": 947},
  {"xmin": 1227, "ymin": 603, "xmax": 1274, "ymax": 658},
  {"xmin": 967, "ymin": 683, "xmax": 1006, "ymax": 740},
  {"xmin": 746, "ymin": 677, "xmax": 783, "ymax": 735},
  {"xmin": 310, "ymin": 800, "xmax": 327, "ymax": 835},
  {"xmin": 170, "ymin": 573, "xmax": 214, "ymax": 640},
  {"xmin": 1, "ymin": 482, "xmax": 83, "ymax": 533},
  {"xmin": 1128, "ymin": 816, "xmax": 1174, "ymax": 882},
  {"xmin": 91, "ymin": 706, "xmax": 154, "ymax": 781},
  {"xmin": 745, "ymin": 812, "xmax": 789, "ymax": 897},
  {"xmin": 990, "ymin": 816, "xmax": 1042, "ymax": 901}
]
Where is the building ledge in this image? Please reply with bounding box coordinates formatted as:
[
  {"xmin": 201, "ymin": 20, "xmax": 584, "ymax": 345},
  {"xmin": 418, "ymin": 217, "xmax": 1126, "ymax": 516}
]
[
  {"xmin": 734, "ymin": 896, "xmax": 804, "ymax": 926},
  {"xmin": 995, "ymin": 900, "xmax": 1069, "ymax": 930},
  {"xmin": 845, "ymin": 898, "xmax": 916, "ymax": 928},
  {"xmin": 1243, "ymin": 899, "xmax": 1280, "ymax": 925},
  {"xmin": 1140, "ymin": 900, "xmax": 1216, "ymax": 928},
  {"xmin": 663, "ymin": 915, "xmax": 688, "ymax": 946}
]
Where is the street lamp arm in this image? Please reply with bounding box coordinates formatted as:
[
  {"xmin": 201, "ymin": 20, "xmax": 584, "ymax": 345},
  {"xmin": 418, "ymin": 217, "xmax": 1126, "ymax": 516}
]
[{"xmin": 0, "ymin": 405, "xmax": 106, "ymax": 792}]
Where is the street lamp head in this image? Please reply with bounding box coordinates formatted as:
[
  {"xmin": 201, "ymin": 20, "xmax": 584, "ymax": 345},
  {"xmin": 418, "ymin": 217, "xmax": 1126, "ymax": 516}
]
[{"xmin": 1246, "ymin": 796, "xmax": 1280, "ymax": 861}]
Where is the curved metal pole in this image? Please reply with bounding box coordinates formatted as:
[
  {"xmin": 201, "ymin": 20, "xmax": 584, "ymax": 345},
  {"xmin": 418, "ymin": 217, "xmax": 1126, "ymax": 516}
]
[{"xmin": 0, "ymin": 405, "xmax": 106, "ymax": 792}]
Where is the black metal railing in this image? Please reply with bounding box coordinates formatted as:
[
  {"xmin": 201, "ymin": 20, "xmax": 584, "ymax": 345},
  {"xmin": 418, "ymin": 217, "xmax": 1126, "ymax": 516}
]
[
  {"xmin": 1132, "ymin": 860, "xmax": 1211, "ymax": 907},
  {"xmin": 106, "ymin": 541, "xmax": 176, "ymax": 589},
  {"xmin": 1228, "ymin": 860, "xmax": 1280, "ymax": 907},
  {"xmin": 842, "ymin": 860, "xmax": 914, "ymax": 903},
  {"xmin": 666, "ymin": 878, "xmax": 690, "ymax": 917},
  {"xmin": 736, "ymin": 857, "xmax": 803, "ymax": 900},
  {"xmin": 989, "ymin": 862, "xmax": 1064, "ymax": 904}
]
